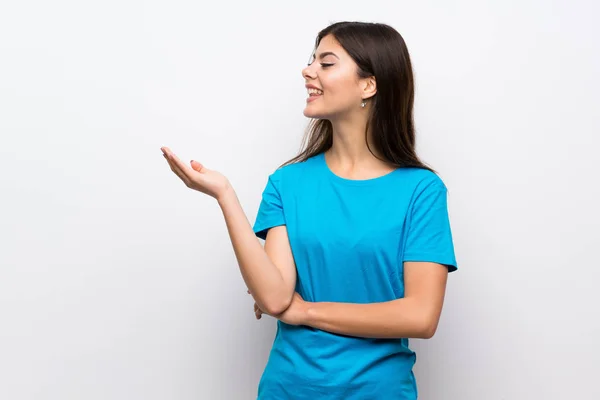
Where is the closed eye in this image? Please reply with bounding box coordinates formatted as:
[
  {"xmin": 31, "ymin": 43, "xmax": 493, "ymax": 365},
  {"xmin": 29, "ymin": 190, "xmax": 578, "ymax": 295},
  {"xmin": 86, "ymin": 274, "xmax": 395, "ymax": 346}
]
[{"xmin": 306, "ymin": 61, "xmax": 335, "ymax": 68}]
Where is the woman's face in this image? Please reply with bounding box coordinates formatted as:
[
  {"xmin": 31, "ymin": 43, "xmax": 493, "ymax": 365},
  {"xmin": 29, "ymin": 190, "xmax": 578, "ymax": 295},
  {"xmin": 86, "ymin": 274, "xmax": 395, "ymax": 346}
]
[{"xmin": 302, "ymin": 34, "xmax": 369, "ymax": 120}]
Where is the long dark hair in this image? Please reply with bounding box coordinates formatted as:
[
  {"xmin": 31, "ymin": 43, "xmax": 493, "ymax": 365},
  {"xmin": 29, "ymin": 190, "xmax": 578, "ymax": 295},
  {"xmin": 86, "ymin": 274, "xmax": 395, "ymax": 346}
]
[{"xmin": 279, "ymin": 21, "xmax": 434, "ymax": 173}]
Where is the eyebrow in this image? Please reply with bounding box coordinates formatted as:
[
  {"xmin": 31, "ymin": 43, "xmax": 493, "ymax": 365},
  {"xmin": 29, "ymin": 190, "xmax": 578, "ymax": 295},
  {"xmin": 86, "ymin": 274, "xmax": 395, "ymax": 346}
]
[{"xmin": 314, "ymin": 51, "xmax": 339, "ymax": 60}]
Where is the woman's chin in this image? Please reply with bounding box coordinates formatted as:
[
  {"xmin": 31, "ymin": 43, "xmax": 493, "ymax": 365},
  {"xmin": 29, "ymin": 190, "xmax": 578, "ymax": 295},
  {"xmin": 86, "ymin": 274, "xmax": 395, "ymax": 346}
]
[{"xmin": 303, "ymin": 107, "xmax": 324, "ymax": 119}]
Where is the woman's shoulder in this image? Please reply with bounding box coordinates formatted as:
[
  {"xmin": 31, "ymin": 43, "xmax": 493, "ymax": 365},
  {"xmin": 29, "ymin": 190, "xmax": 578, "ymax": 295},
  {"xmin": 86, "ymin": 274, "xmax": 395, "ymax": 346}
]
[
  {"xmin": 270, "ymin": 152, "xmax": 322, "ymax": 180},
  {"xmin": 396, "ymin": 166, "xmax": 447, "ymax": 189}
]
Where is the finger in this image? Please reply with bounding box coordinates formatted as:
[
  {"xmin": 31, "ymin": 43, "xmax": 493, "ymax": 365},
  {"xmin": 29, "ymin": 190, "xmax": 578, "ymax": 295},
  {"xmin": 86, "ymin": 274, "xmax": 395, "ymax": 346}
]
[
  {"xmin": 161, "ymin": 147, "xmax": 178, "ymax": 161},
  {"xmin": 163, "ymin": 154, "xmax": 193, "ymax": 187},
  {"xmin": 161, "ymin": 148, "xmax": 192, "ymax": 178},
  {"xmin": 166, "ymin": 150, "xmax": 193, "ymax": 175},
  {"xmin": 190, "ymin": 160, "xmax": 204, "ymax": 172},
  {"xmin": 254, "ymin": 303, "xmax": 263, "ymax": 318},
  {"xmin": 164, "ymin": 156, "xmax": 191, "ymax": 186},
  {"xmin": 168, "ymin": 154, "xmax": 207, "ymax": 191}
]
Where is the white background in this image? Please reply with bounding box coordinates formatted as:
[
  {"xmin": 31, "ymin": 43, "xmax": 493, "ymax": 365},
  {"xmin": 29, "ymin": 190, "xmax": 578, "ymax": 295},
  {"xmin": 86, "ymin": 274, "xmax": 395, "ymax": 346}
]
[{"xmin": 1, "ymin": 1, "xmax": 599, "ymax": 399}]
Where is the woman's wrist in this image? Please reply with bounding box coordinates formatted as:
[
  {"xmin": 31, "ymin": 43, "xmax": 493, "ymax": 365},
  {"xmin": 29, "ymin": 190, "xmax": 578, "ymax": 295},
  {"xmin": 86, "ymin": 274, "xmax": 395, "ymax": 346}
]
[{"xmin": 216, "ymin": 182, "xmax": 236, "ymax": 207}]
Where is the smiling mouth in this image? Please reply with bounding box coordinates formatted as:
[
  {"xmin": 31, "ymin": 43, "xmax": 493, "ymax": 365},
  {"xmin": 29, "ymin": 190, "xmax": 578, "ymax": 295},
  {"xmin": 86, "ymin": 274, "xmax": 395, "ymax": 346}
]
[{"xmin": 307, "ymin": 88, "xmax": 323, "ymax": 96}]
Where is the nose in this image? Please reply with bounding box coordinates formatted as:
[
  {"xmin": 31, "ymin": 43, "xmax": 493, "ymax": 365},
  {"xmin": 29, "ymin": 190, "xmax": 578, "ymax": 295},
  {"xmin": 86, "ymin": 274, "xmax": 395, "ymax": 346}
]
[{"xmin": 302, "ymin": 63, "xmax": 316, "ymax": 80}]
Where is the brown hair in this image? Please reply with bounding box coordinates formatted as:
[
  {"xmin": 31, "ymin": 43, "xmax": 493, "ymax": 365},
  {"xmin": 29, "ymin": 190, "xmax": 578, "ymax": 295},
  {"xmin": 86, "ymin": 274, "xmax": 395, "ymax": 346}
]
[{"xmin": 280, "ymin": 21, "xmax": 434, "ymax": 173}]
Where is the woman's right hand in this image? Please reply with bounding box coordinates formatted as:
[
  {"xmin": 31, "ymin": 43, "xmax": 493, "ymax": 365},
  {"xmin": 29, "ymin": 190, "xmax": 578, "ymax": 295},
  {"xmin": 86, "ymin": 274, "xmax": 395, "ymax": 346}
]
[{"xmin": 161, "ymin": 146, "xmax": 232, "ymax": 201}]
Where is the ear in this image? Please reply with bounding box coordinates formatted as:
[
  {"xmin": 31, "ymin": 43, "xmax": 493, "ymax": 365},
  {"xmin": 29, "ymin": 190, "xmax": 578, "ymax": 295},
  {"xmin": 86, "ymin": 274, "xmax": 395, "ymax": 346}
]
[{"xmin": 361, "ymin": 76, "xmax": 377, "ymax": 100}]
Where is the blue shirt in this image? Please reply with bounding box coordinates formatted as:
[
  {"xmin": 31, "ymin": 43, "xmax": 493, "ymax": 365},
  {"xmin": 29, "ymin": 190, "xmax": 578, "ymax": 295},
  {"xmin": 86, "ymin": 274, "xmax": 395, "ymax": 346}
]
[{"xmin": 252, "ymin": 151, "xmax": 457, "ymax": 399}]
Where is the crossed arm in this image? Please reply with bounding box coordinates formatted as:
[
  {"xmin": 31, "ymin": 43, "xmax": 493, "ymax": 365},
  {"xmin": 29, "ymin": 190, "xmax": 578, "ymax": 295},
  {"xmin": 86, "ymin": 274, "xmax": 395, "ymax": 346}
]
[
  {"xmin": 300, "ymin": 260, "xmax": 448, "ymax": 339},
  {"xmin": 218, "ymin": 189, "xmax": 449, "ymax": 340},
  {"xmin": 249, "ymin": 225, "xmax": 449, "ymax": 340}
]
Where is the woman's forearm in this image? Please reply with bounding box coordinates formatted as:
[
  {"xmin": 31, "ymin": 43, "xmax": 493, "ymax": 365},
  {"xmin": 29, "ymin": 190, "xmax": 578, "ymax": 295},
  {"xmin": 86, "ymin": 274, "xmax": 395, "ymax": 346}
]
[
  {"xmin": 217, "ymin": 186, "xmax": 291, "ymax": 315},
  {"xmin": 304, "ymin": 297, "xmax": 437, "ymax": 339}
]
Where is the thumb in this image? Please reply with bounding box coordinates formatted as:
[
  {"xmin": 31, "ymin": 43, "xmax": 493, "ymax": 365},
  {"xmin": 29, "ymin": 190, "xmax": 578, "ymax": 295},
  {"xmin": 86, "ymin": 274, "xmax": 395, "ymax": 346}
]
[{"xmin": 190, "ymin": 160, "xmax": 204, "ymax": 172}]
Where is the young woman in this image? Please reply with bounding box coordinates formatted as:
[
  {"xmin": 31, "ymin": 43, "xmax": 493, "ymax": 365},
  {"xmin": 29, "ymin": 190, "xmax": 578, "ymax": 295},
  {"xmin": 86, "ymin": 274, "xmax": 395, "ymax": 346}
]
[{"xmin": 162, "ymin": 21, "xmax": 457, "ymax": 400}]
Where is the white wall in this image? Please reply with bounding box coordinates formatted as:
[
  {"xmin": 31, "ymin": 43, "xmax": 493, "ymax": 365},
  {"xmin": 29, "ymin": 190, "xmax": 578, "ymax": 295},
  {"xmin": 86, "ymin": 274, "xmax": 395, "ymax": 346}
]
[{"xmin": 1, "ymin": 1, "xmax": 598, "ymax": 399}]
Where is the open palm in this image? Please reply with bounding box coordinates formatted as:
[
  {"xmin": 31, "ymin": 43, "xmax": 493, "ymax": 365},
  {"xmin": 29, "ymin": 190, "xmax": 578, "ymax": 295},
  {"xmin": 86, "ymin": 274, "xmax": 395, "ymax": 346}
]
[{"xmin": 161, "ymin": 146, "xmax": 231, "ymax": 200}]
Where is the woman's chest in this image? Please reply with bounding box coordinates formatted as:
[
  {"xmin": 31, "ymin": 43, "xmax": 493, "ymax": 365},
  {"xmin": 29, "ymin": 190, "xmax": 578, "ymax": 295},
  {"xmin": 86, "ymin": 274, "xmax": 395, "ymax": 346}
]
[{"xmin": 285, "ymin": 188, "xmax": 411, "ymax": 259}]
